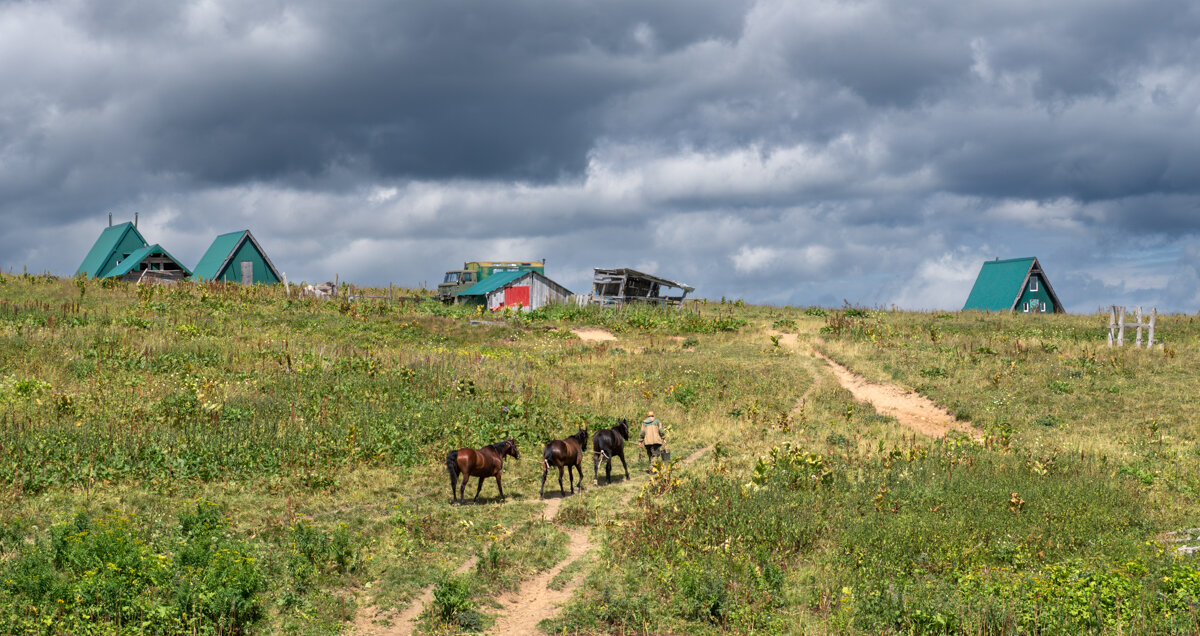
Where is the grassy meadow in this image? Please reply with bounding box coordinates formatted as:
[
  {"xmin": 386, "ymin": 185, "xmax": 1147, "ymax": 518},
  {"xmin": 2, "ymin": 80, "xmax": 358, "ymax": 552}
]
[{"xmin": 0, "ymin": 272, "xmax": 1199, "ymax": 634}]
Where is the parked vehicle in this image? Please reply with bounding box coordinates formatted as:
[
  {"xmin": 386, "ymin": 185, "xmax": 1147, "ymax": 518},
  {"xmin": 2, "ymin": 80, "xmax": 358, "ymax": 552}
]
[{"xmin": 437, "ymin": 260, "xmax": 544, "ymax": 302}]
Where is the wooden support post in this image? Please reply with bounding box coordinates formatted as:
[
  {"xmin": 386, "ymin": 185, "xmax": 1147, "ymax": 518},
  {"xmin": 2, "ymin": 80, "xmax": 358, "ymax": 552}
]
[
  {"xmin": 1135, "ymin": 306, "xmax": 1143, "ymax": 347},
  {"xmin": 1148, "ymin": 308, "xmax": 1156, "ymax": 348},
  {"xmin": 282, "ymin": 272, "xmax": 289, "ymax": 296},
  {"xmin": 1117, "ymin": 306, "xmax": 1125, "ymax": 346},
  {"xmin": 1107, "ymin": 306, "xmax": 1115, "ymax": 347}
]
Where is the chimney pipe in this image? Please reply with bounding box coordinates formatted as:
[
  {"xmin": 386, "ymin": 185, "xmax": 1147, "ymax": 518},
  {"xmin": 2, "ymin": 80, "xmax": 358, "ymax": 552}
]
[
  {"xmin": 134, "ymin": 212, "xmax": 138, "ymax": 228},
  {"xmin": 108, "ymin": 213, "xmax": 112, "ymax": 227}
]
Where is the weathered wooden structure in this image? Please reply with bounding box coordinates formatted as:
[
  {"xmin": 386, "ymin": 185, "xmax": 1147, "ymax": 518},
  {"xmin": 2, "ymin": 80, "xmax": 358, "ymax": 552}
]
[
  {"xmin": 963, "ymin": 257, "xmax": 1064, "ymax": 313},
  {"xmin": 1107, "ymin": 306, "xmax": 1156, "ymax": 348},
  {"xmin": 588, "ymin": 268, "xmax": 694, "ymax": 306},
  {"xmin": 456, "ymin": 270, "xmax": 571, "ymax": 311},
  {"xmin": 193, "ymin": 230, "xmax": 282, "ymax": 284}
]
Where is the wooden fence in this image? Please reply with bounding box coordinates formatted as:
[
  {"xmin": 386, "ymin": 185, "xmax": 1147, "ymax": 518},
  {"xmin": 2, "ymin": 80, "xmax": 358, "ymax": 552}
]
[{"xmin": 1107, "ymin": 305, "xmax": 1156, "ymax": 348}]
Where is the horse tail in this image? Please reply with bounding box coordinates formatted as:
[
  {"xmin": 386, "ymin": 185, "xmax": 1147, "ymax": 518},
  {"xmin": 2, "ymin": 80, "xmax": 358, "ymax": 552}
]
[
  {"xmin": 446, "ymin": 450, "xmax": 460, "ymax": 478},
  {"xmin": 543, "ymin": 444, "xmax": 553, "ymax": 471}
]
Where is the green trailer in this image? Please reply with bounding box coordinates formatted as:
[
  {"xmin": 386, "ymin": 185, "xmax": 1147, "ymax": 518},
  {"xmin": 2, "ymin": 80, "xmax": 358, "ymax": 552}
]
[{"xmin": 437, "ymin": 260, "xmax": 544, "ymax": 302}]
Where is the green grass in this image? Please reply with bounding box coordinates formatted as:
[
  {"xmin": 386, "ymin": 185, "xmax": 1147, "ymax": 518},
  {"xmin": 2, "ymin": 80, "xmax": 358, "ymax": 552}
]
[{"xmin": 3, "ymin": 274, "xmax": 1200, "ymax": 633}]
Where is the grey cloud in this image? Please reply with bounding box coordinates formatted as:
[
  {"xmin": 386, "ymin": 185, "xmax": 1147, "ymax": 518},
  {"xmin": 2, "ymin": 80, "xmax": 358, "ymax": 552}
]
[{"xmin": 6, "ymin": 0, "xmax": 1200, "ymax": 312}]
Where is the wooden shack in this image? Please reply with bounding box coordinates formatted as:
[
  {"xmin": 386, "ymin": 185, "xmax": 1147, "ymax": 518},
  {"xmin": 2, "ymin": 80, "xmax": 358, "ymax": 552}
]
[
  {"xmin": 456, "ymin": 270, "xmax": 572, "ymax": 311},
  {"xmin": 589, "ymin": 268, "xmax": 694, "ymax": 306}
]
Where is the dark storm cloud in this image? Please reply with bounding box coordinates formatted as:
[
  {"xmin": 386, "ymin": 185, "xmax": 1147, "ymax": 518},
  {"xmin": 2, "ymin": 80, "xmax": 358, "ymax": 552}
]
[{"xmin": 5, "ymin": 0, "xmax": 1200, "ymax": 312}]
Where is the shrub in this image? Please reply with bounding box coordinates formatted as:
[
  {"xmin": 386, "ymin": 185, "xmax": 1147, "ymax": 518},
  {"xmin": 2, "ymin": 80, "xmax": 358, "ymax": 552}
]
[{"xmin": 431, "ymin": 575, "xmax": 481, "ymax": 630}]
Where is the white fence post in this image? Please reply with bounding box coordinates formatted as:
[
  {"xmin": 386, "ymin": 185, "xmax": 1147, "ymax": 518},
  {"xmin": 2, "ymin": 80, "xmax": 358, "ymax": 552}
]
[{"xmin": 1106, "ymin": 305, "xmax": 1157, "ymax": 348}]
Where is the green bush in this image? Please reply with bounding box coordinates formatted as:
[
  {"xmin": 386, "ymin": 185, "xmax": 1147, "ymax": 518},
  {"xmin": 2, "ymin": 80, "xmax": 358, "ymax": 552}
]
[
  {"xmin": 0, "ymin": 502, "xmax": 264, "ymax": 634},
  {"xmin": 431, "ymin": 575, "xmax": 482, "ymax": 631}
]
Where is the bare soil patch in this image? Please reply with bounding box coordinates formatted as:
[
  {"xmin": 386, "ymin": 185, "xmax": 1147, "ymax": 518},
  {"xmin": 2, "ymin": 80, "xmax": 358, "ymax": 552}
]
[
  {"xmin": 765, "ymin": 329, "xmax": 799, "ymax": 349},
  {"xmin": 570, "ymin": 327, "xmax": 617, "ymax": 342},
  {"xmin": 815, "ymin": 351, "xmax": 980, "ymax": 440}
]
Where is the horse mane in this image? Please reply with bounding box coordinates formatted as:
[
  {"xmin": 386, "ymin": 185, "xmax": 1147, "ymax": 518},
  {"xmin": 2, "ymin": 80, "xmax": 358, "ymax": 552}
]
[{"xmin": 487, "ymin": 440, "xmax": 512, "ymax": 453}]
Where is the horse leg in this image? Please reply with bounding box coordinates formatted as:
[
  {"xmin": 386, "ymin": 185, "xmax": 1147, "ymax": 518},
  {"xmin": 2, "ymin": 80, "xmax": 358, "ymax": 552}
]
[
  {"xmin": 618, "ymin": 451, "xmax": 629, "ymax": 479},
  {"xmin": 460, "ymin": 476, "xmax": 470, "ymax": 503},
  {"xmin": 540, "ymin": 463, "xmax": 549, "ymax": 499},
  {"xmin": 495, "ymin": 474, "xmax": 505, "ymax": 502},
  {"xmin": 592, "ymin": 451, "xmax": 601, "ymax": 486},
  {"xmin": 605, "ymin": 456, "xmax": 613, "ymax": 484},
  {"xmin": 473, "ymin": 476, "xmax": 484, "ymax": 504},
  {"xmin": 449, "ymin": 470, "xmax": 458, "ymax": 505}
]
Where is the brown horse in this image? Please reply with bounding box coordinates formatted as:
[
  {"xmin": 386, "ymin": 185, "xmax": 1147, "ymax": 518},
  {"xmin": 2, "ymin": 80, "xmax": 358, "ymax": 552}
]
[
  {"xmin": 541, "ymin": 428, "xmax": 588, "ymax": 498},
  {"xmin": 446, "ymin": 439, "xmax": 520, "ymax": 504}
]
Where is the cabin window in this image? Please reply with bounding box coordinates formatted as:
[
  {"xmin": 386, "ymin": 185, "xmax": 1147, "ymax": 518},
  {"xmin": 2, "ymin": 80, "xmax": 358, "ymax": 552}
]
[
  {"xmin": 1030, "ymin": 278, "xmax": 1038, "ymax": 292},
  {"xmin": 1023, "ymin": 302, "xmax": 1030, "ymax": 312}
]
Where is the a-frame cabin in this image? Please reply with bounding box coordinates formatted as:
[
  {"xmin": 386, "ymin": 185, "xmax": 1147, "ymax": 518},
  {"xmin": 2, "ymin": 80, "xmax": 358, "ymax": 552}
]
[
  {"xmin": 192, "ymin": 230, "xmax": 282, "ymax": 284},
  {"xmin": 76, "ymin": 222, "xmax": 150, "ymax": 279},
  {"xmin": 963, "ymin": 257, "xmax": 1064, "ymax": 313}
]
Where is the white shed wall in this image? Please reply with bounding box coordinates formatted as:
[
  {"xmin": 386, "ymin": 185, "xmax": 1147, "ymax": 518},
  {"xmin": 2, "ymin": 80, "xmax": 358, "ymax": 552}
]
[{"xmin": 485, "ymin": 273, "xmax": 571, "ymax": 311}]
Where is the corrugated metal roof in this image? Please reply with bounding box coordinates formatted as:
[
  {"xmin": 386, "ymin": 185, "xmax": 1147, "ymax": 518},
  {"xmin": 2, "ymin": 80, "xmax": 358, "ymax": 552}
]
[
  {"xmin": 192, "ymin": 231, "xmax": 247, "ymax": 281},
  {"xmin": 456, "ymin": 270, "xmax": 528, "ymax": 296},
  {"xmin": 192, "ymin": 230, "xmax": 282, "ymax": 283},
  {"xmin": 962, "ymin": 257, "xmax": 1035, "ymax": 311},
  {"xmin": 76, "ymin": 223, "xmax": 148, "ymax": 278},
  {"xmin": 104, "ymin": 244, "xmax": 192, "ymax": 278}
]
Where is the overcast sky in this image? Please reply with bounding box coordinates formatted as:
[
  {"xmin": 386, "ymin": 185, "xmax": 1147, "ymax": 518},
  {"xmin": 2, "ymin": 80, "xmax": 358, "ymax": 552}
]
[{"xmin": 4, "ymin": 0, "xmax": 1200, "ymax": 312}]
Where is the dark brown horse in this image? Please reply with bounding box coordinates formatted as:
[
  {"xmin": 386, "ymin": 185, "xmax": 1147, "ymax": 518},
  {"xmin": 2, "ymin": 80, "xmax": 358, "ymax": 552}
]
[
  {"xmin": 592, "ymin": 419, "xmax": 630, "ymax": 485},
  {"xmin": 446, "ymin": 439, "xmax": 520, "ymax": 504},
  {"xmin": 541, "ymin": 428, "xmax": 588, "ymax": 498}
]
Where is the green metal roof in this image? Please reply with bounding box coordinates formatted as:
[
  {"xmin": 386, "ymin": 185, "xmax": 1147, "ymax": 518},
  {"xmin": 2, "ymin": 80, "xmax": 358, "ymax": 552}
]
[
  {"xmin": 457, "ymin": 270, "xmax": 528, "ymax": 296},
  {"xmin": 76, "ymin": 222, "xmax": 148, "ymax": 278},
  {"xmin": 192, "ymin": 230, "xmax": 281, "ymax": 284},
  {"xmin": 962, "ymin": 257, "xmax": 1036, "ymax": 311},
  {"xmin": 192, "ymin": 231, "xmax": 246, "ymax": 281},
  {"xmin": 103, "ymin": 244, "xmax": 192, "ymax": 278}
]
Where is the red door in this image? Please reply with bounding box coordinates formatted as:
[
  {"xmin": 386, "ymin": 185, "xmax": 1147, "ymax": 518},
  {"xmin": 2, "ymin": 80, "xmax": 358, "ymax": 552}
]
[{"xmin": 503, "ymin": 286, "xmax": 530, "ymax": 309}]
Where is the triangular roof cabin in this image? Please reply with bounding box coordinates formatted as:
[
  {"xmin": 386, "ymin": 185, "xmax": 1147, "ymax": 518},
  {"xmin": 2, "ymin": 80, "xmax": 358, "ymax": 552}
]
[
  {"xmin": 103, "ymin": 244, "xmax": 192, "ymax": 280},
  {"xmin": 192, "ymin": 230, "xmax": 282, "ymax": 284},
  {"xmin": 76, "ymin": 222, "xmax": 149, "ymax": 278},
  {"xmin": 456, "ymin": 270, "xmax": 572, "ymax": 311},
  {"xmin": 963, "ymin": 257, "xmax": 1064, "ymax": 313}
]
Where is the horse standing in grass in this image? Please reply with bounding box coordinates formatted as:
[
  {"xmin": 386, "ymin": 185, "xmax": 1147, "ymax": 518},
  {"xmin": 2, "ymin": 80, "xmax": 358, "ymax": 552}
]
[
  {"xmin": 541, "ymin": 428, "xmax": 588, "ymax": 498},
  {"xmin": 592, "ymin": 419, "xmax": 630, "ymax": 485},
  {"xmin": 446, "ymin": 439, "xmax": 520, "ymax": 505}
]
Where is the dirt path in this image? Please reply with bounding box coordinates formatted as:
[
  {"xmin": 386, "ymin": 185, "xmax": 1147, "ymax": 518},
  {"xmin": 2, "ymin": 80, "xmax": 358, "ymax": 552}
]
[
  {"xmin": 486, "ymin": 444, "xmax": 712, "ymax": 635},
  {"xmin": 488, "ymin": 528, "xmax": 590, "ymax": 635},
  {"xmin": 351, "ymin": 481, "xmax": 584, "ymax": 635},
  {"xmin": 570, "ymin": 327, "xmax": 616, "ymax": 342},
  {"xmin": 814, "ymin": 351, "xmax": 980, "ymax": 440}
]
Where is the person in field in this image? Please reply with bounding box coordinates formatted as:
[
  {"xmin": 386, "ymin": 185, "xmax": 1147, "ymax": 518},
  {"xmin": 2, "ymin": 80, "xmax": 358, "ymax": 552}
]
[{"xmin": 639, "ymin": 410, "xmax": 665, "ymax": 469}]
